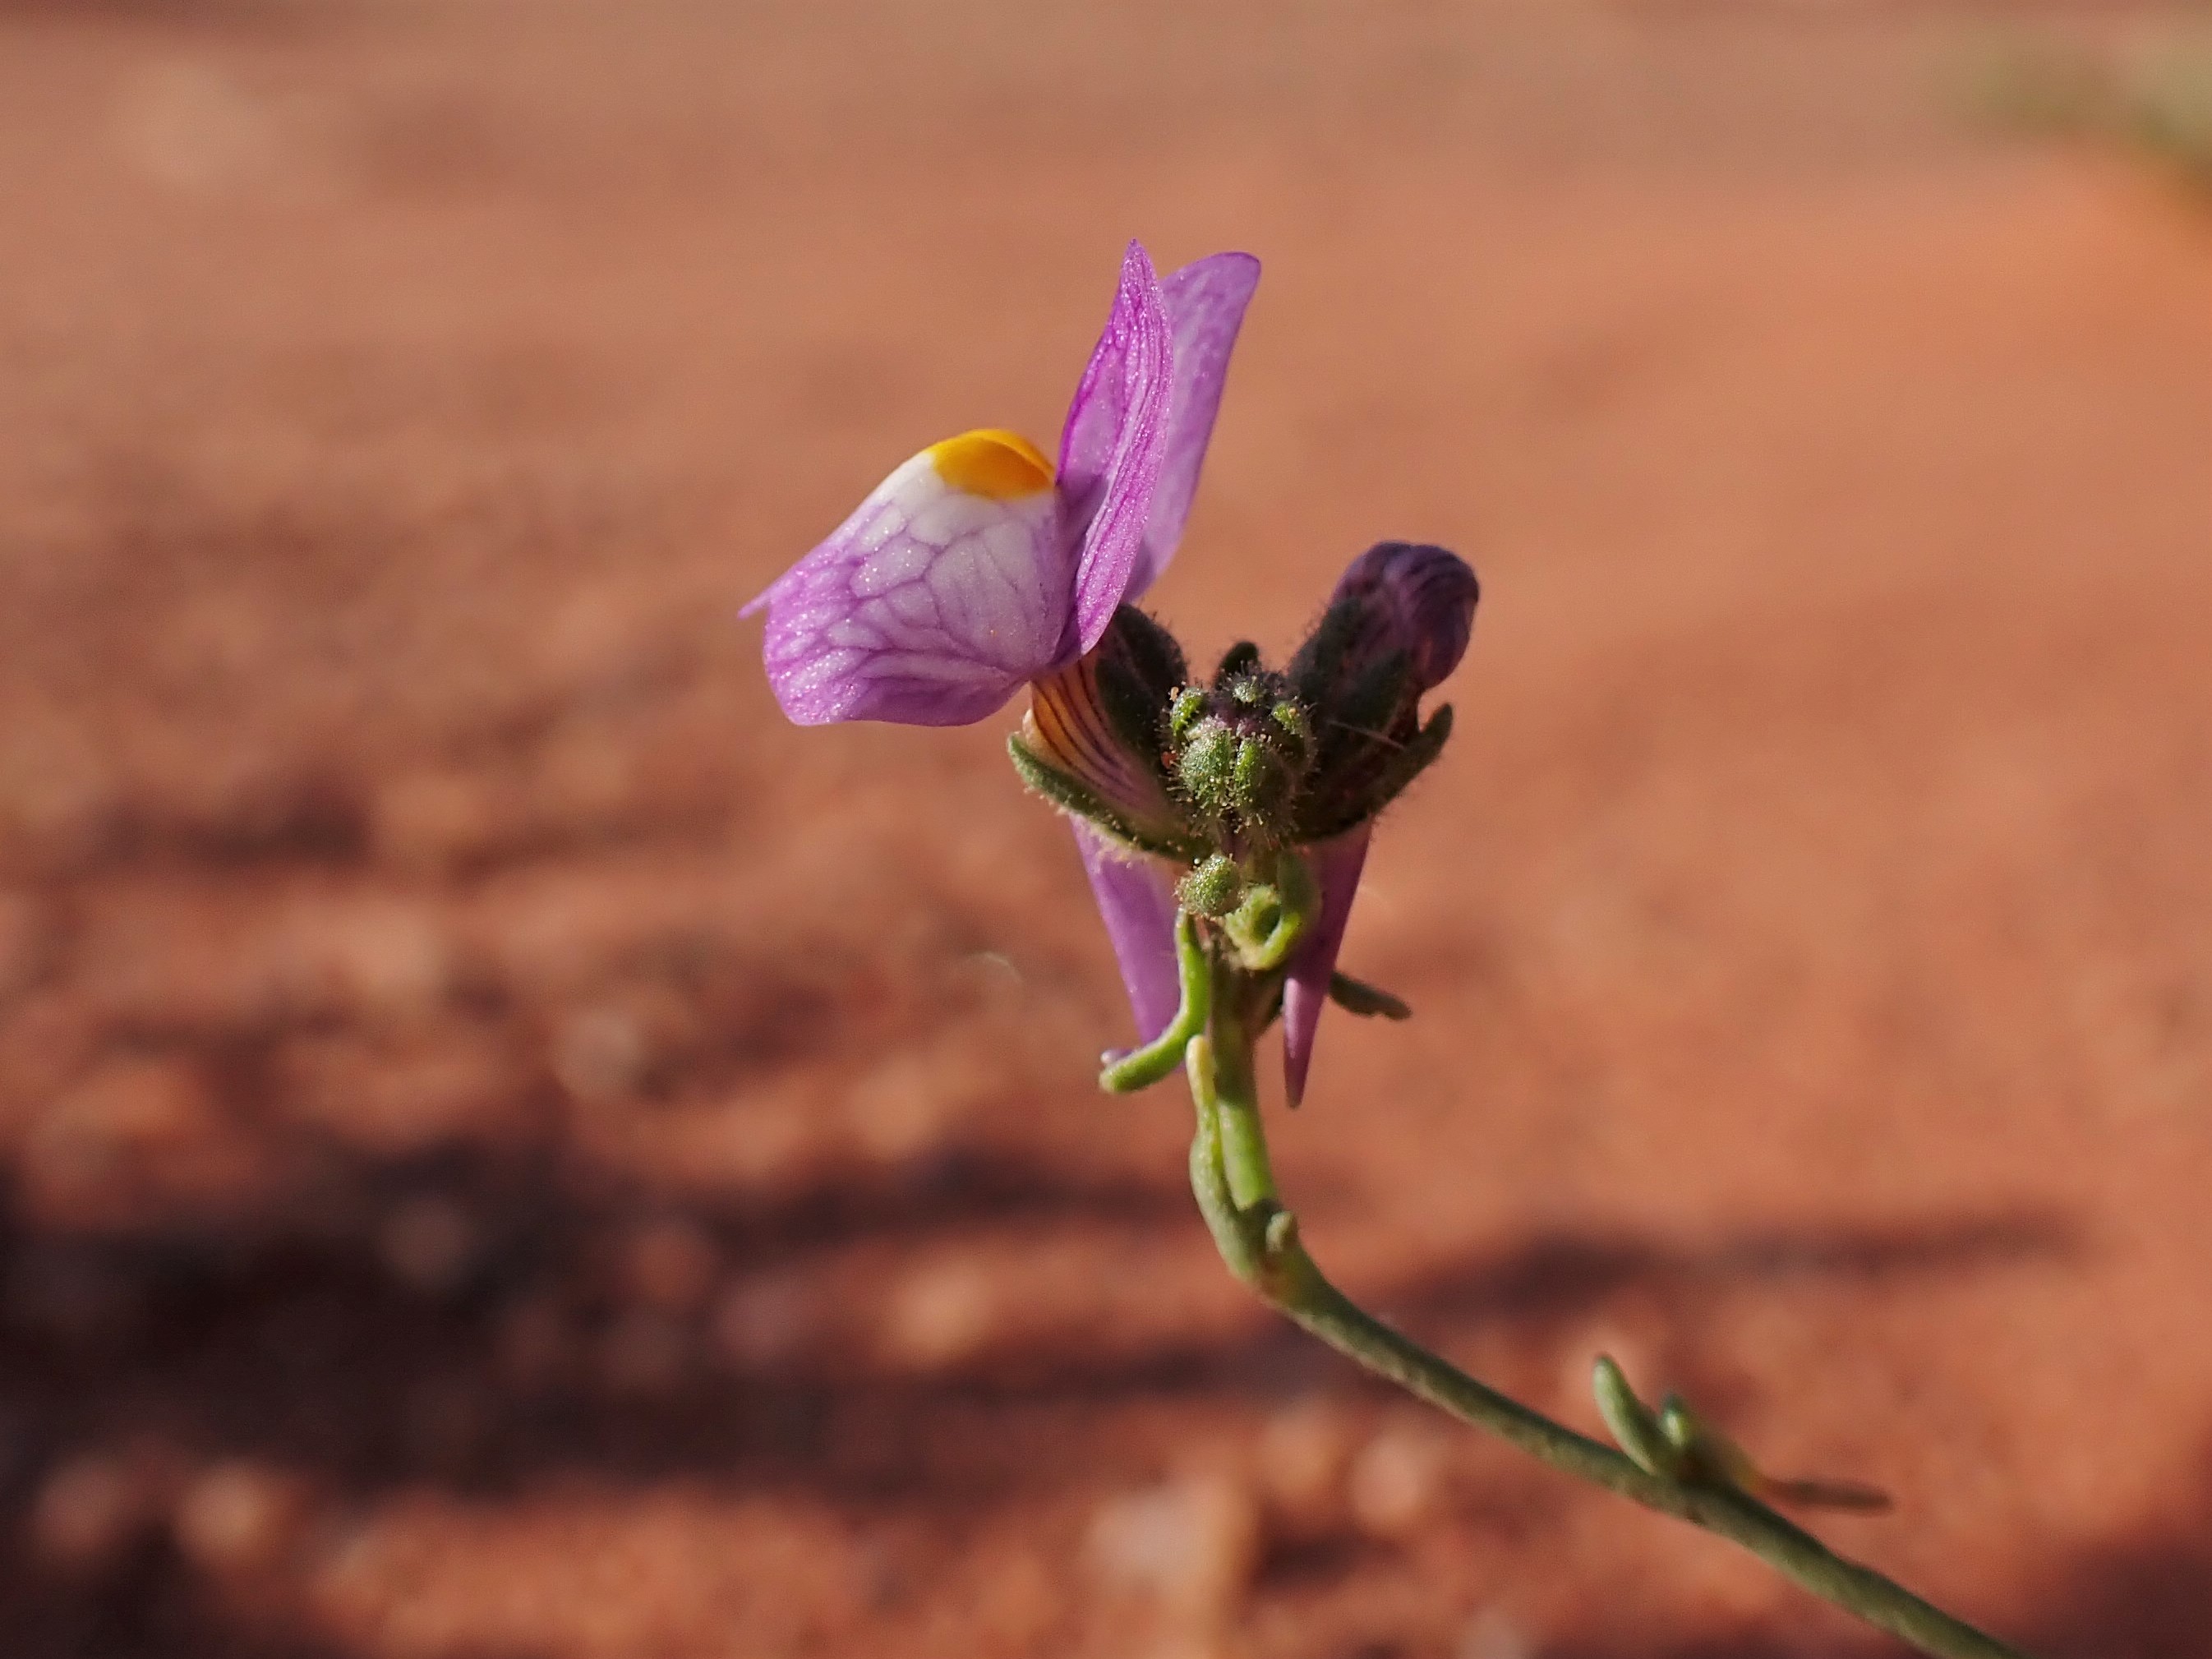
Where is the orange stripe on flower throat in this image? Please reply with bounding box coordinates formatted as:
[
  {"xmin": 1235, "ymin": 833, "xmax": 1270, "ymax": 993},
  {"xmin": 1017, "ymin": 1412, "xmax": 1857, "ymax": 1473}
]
[{"xmin": 927, "ymin": 429, "xmax": 1054, "ymax": 499}]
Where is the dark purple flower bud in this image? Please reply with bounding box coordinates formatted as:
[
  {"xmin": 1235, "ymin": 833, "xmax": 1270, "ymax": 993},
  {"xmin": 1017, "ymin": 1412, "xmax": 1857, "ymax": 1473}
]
[
  {"xmin": 1293, "ymin": 541, "xmax": 1477, "ymax": 707},
  {"xmin": 1288, "ymin": 542, "xmax": 1477, "ymax": 843},
  {"xmin": 1339, "ymin": 541, "xmax": 1479, "ymax": 691}
]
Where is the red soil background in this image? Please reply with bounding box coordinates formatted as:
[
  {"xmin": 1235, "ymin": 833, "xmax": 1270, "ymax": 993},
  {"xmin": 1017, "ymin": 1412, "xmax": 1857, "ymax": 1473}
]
[{"xmin": 1, "ymin": 3, "xmax": 2208, "ymax": 1656}]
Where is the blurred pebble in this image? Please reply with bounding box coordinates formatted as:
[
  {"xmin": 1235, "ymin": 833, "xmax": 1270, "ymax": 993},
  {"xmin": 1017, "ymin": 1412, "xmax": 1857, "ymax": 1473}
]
[
  {"xmin": 723, "ymin": 1099, "xmax": 818, "ymax": 1185},
  {"xmin": 372, "ymin": 769, "xmax": 508, "ymax": 872},
  {"xmin": 1348, "ymin": 1421, "xmax": 1450, "ymax": 1540},
  {"xmin": 880, "ymin": 1258, "xmax": 996, "ymax": 1371},
  {"xmin": 0, "ymin": 994, "xmax": 96, "ymax": 1112},
  {"xmin": 1257, "ymin": 1396, "xmax": 1354, "ymax": 1532},
  {"xmin": 551, "ymin": 1006, "xmax": 649, "ymax": 1103},
  {"xmin": 280, "ymin": 1037, "xmax": 518, "ymax": 1156},
  {"xmin": 0, "ymin": 718, "xmax": 116, "ymax": 872},
  {"xmin": 43, "ymin": 1056, "xmax": 214, "ymax": 1156},
  {"xmin": 1458, "ymin": 1607, "xmax": 1536, "ymax": 1659},
  {"xmin": 973, "ymin": 1547, "xmax": 1058, "ymax": 1646},
  {"xmin": 845, "ymin": 1050, "xmax": 961, "ymax": 1162},
  {"xmin": 622, "ymin": 1216, "xmax": 720, "ymax": 1312},
  {"xmin": 28, "ymin": 1057, "xmax": 217, "ymax": 1210},
  {"xmin": 114, "ymin": 61, "xmax": 280, "ymax": 195},
  {"xmin": 377, "ymin": 1196, "xmax": 477, "ymax": 1295},
  {"xmin": 712, "ymin": 1269, "xmax": 819, "ymax": 1370},
  {"xmin": 33, "ymin": 1452, "xmax": 166, "ymax": 1568},
  {"xmin": 174, "ymin": 1460, "xmax": 302, "ymax": 1574},
  {"xmin": 274, "ymin": 897, "xmax": 448, "ymax": 1021},
  {"xmin": 599, "ymin": 1309, "xmax": 691, "ymax": 1397},
  {"xmin": 1085, "ymin": 1473, "xmax": 1259, "ymax": 1622},
  {"xmin": 310, "ymin": 1513, "xmax": 390, "ymax": 1600}
]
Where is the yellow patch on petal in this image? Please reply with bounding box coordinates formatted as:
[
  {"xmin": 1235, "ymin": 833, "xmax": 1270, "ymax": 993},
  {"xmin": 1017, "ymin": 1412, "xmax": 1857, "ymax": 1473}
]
[{"xmin": 927, "ymin": 429, "xmax": 1054, "ymax": 500}]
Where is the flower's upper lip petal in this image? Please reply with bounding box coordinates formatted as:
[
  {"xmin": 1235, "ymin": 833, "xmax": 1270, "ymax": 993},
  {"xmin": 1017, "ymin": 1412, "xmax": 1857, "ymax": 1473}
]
[
  {"xmin": 1054, "ymin": 242, "xmax": 1155, "ymax": 515},
  {"xmin": 747, "ymin": 432, "xmax": 1071, "ymax": 726},
  {"xmin": 1122, "ymin": 251, "xmax": 1261, "ymax": 604},
  {"xmin": 1058, "ymin": 242, "xmax": 1175, "ymax": 660},
  {"xmin": 1281, "ymin": 827, "xmax": 1372, "ymax": 1107},
  {"xmin": 1071, "ymin": 818, "xmax": 1184, "ymax": 1042}
]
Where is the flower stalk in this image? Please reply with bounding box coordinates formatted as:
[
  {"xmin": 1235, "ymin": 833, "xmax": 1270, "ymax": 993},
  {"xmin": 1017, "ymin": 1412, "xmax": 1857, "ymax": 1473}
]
[{"xmin": 1166, "ymin": 916, "xmax": 2031, "ymax": 1659}]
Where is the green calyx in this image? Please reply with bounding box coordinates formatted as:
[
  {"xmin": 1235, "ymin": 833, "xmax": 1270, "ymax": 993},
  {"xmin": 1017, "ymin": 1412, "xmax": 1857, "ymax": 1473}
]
[{"xmin": 1006, "ymin": 732, "xmax": 1205, "ymax": 863}]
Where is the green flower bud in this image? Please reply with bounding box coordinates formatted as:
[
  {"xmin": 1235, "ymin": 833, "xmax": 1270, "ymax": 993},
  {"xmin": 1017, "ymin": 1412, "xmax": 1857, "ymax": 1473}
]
[
  {"xmin": 1231, "ymin": 731, "xmax": 1296, "ymax": 824},
  {"xmin": 1176, "ymin": 717, "xmax": 1241, "ymax": 817},
  {"xmin": 1166, "ymin": 685, "xmax": 1209, "ymax": 746},
  {"xmin": 1165, "ymin": 657, "xmax": 1318, "ymax": 845},
  {"xmin": 1177, "ymin": 853, "xmax": 1243, "ymax": 917}
]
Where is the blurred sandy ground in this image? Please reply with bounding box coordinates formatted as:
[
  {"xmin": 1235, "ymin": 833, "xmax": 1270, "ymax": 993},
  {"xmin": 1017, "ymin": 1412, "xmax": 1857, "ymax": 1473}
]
[{"xmin": 0, "ymin": 2, "xmax": 2208, "ymax": 1656}]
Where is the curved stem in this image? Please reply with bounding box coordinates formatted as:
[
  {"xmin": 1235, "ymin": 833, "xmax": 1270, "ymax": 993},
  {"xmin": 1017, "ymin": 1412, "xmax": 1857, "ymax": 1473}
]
[
  {"xmin": 1099, "ymin": 913, "xmax": 1212, "ymax": 1094},
  {"xmin": 1182, "ymin": 998, "xmax": 2031, "ymax": 1659}
]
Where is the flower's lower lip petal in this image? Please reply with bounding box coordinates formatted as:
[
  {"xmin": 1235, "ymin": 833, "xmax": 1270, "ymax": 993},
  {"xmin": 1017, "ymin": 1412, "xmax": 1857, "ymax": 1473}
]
[
  {"xmin": 1281, "ymin": 826, "xmax": 1372, "ymax": 1106},
  {"xmin": 749, "ymin": 434, "xmax": 1074, "ymax": 726},
  {"xmin": 1071, "ymin": 819, "xmax": 1183, "ymax": 1042}
]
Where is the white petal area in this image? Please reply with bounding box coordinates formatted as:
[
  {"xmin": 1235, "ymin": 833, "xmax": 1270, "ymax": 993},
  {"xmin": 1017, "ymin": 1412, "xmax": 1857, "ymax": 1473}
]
[
  {"xmin": 749, "ymin": 446, "xmax": 1072, "ymax": 726},
  {"xmin": 908, "ymin": 490, "xmax": 998, "ymax": 547},
  {"xmin": 855, "ymin": 505, "xmax": 906, "ymax": 555},
  {"xmin": 853, "ymin": 538, "xmax": 931, "ymax": 596}
]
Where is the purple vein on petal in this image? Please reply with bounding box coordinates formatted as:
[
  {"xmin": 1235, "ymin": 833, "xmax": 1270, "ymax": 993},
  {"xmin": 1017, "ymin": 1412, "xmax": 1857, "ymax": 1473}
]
[
  {"xmin": 744, "ymin": 436, "xmax": 1072, "ymax": 727},
  {"xmin": 1023, "ymin": 652, "xmax": 1181, "ymax": 836}
]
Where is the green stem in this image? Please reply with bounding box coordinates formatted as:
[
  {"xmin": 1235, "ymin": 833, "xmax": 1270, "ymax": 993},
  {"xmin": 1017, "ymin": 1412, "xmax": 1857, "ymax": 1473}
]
[
  {"xmin": 1206, "ymin": 958, "xmax": 1276, "ymax": 1210},
  {"xmin": 1183, "ymin": 994, "xmax": 2030, "ymax": 1659}
]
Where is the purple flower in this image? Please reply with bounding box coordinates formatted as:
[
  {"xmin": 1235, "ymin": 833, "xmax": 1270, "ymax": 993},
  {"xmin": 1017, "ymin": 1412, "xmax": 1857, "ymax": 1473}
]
[
  {"xmin": 744, "ymin": 241, "xmax": 1259, "ymax": 1034},
  {"xmin": 744, "ymin": 242, "xmax": 1260, "ymax": 726},
  {"xmin": 1061, "ymin": 540, "xmax": 1477, "ymax": 1101},
  {"xmin": 746, "ymin": 243, "xmax": 1478, "ymax": 1108}
]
